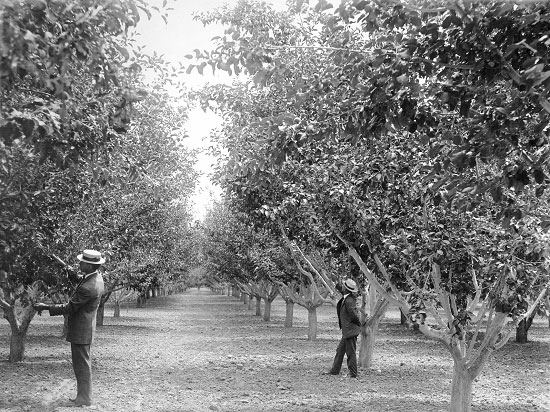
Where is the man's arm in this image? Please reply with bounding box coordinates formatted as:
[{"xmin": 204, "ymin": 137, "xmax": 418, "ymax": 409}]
[{"xmin": 47, "ymin": 287, "xmax": 94, "ymax": 316}]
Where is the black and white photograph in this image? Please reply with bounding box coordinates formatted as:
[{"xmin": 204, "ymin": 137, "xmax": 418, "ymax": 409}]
[{"xmin": 1, "ymin": 0, "xmax": 549, "ymax": 411}]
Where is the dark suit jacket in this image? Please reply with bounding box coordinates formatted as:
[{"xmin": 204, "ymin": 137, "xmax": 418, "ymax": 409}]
[
  {"xmin": 49, "ymin": 272, "xmax": 105, "ymax": 344},
  {"xmin": 337, "ymin": 294, "xmax": 361, "ymax": 338}
]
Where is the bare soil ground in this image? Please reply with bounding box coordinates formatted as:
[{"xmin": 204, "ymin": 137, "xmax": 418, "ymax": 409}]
[{"xmin": 1, "ymin": 288, "xmax": 549, "ymax": 412}]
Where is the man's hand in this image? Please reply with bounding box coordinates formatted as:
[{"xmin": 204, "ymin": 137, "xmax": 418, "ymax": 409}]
[{"xmin": 33, "ymin": 303, "xmax": 50, "ymax": 314}]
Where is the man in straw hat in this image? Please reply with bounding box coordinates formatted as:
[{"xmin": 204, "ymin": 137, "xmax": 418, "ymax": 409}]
[
  {"xmin": 324, "ymin": 278, "xmax": 362, "ymax": 378},
  {"xmin": 34, "ymin": 249, "xmax": 105, "ymax": 407}
]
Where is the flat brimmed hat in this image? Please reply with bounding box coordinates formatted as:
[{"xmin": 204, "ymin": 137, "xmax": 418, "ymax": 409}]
[
  {"xmin": 77, "ymin": 249, "xmax": 105, "ymax": 265},
  {"xmin": 344, "ymin": 279, "xmax": 358, "ymax": 293}
]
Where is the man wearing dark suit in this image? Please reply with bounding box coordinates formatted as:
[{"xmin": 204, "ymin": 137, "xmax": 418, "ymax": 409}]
[
  {"xmin": 325, "ymin": 278, "xmax": 362, "ymax": 378},
  {"xmin": 34, "ymin": 249, "xmax": 105, "ymax": 407}
]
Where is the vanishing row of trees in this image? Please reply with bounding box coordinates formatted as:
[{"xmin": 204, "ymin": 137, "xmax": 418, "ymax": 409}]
[
  {"xmin": 192, "ymin": 2, "xmax": 550, "ymax": 412},
  {"xmin": 0, "ymin": 0, "xmax": 200, "ymax": 362}
]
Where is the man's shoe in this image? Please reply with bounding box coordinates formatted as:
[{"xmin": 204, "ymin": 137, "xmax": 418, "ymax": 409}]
[
  {"xmin": 74, "ymin": 401, "xmax": 92, "ymax": 407},
  {"xmin": 322, "ymin": 371, "xmax": 339, "ymax": 375},
  {"xmin": 68, "ymin": 398, "xmax": 92, "ymax": 407},
  {"xmin": 58, "ymin": 400, "xmax": 78, "ymax": 407}
]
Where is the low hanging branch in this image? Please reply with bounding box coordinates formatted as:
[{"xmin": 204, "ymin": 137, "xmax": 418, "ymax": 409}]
[
  {"xmin": 333, "ymin": 231, "xmax": 406, "ymax": 310},
  {"xmin": 519, "ymin": 278, "xmax": 550, "ymax": 323},
  {"xmin": 294, "ymin": 246, "xmax": 336, "ymax": 295},
  {"xmin": 308, "ymin": 249, "xmax": 340, "ymax": 293},
  {"xmin": 277, "ymin": 220, "xmax": 335, "ymax": 301},
  {"xmin": 363, "ymin": 238, "xmax": 405, "ymax": 299}
]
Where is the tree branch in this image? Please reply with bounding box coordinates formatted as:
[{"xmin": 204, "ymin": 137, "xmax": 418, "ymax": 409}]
[{"xmin": 519, "ymin": 280, "xmax": 550, "ymax": 323}]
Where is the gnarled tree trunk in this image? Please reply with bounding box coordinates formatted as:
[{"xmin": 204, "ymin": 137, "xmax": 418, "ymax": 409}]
[
  {"xmin": 113, "ymin": 301, "xmax": 121, "ymax": 317},
  {"xmin": 9, "ymin": 328, "xmax": 26, "ymax": 363},
  {"xmin": 307, "ymin": 307, "xmax": 318, "ymax": 340},
  {"xmin": 400, "ymin": 309, "xmax": 408, "ymax": 326},
  {"xmin": 515, "ymin": 309, "xmax": 536, "ymax": 343},
  {"xmin": 261, "ymin": 282, "xmax": 279, "ymax": 321},
  {"xmin": 96, "ymin": 292, "xmax": 110, "ymax": 326},
  {"xmin": 449, "ymin": 361, "xmax": 475, "ymax": 412},
  {"xmin": 284, "ymin": 300, "xmax": 294, "ymax": 327},
  {"xmin": 136, "ymin": 293, "xmax": 146, "ymax": 308},
  {"xmin": 277, "ymin": 283, "xmax": 298, "ymax": 328},
  {"xmin": 358, "ymin": 324, "xmax": 379, "ymax": 368},
  {"xmin": 264, "ymin": 299, "xmax": 273, "ymax": 321},
  {"xmin": 4, "ymin": 304, "xmax": 35, "ymax": 362},
  {"xmin": 280, "ymin": 282, "xmax": 327, "ymax": 340},
  {"xmin": 358, "ymin": 285, "xmax": 389, "ymax": 368},
  {"xmin": 255, "ymin": 296, "xmax": 262, "ymax": 316},
  {"xmin": 96, "ymin": 303, "xmax": 105, "ymax": 327}
]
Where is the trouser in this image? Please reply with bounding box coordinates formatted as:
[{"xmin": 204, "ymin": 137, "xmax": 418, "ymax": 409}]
[
  {"xmin": 71, "ymin": 343, "xmax": 93, "ymax": 404},
  {"xmin": 329, "ymin": 335, "xmax": 358, "ymax": 377}
]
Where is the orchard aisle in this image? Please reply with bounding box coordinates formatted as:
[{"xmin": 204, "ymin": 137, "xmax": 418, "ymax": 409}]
[{"xmin": 1, "ymin": 288, "xmax": 549, "ymax": 412}]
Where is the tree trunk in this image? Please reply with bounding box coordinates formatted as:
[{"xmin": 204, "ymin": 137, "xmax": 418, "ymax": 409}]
[
  {"xmin": 9, "ymin": 329, "xmax": 26, "ymax": 363},
  {"xmin": 357, "ymin": 287, "xmax": 388, "ymax": 368},
  {"xmin": 449, "ymin": 361, "xmax": 475, "ymax": 412},
  {"xmin": 515, "ymin": 311, "xmax": 536, "ymax": 343},
  {"xmin": 255, "ymin": 296, "xmax": 262, "ymax": 316},
  {"xmin": 358, "ymin": 325, "xmax": 377, "ymax": 368},
  {"xmin": 242, "ymin": 293, "xmax": 249, "ymax": 304},
  {"xmin": 307, "ymin": 307, "xmax": 318, "ymax": 340},
  {"xmin": 5, "ymin": 305, "xmax": 34, "ymax": 362},
  {"xmin": 284, "ymin": 300, "xmax": 294, "ymax": 328},
  {"xmin": 400, "ymin": 309, "xmax": 408, "ymax": 326},
  {"xmin": 248, "ymin": 294, "xmax": 253, "ymax": 310},
  {"xmin": 114, "ymin": 301, "xmax": 121, "ymax": 318},
  {"xmin": 96, "ymin": 302, "xmax": 105, "ymax": 327},
  {"xmin": 263, "ymin": 299, "xmax": 273, "ymax": 321},
  {"xmin": 62, "ymin": 315, "xmax": 68, "ymax": 338},
  {"xmin": 137, "ymin": 294, "xmax": 145, "ymax": 308}
]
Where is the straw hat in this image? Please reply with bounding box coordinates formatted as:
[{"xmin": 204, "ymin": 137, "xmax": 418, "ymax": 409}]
[
  {"xmin": 344, "ymin": 279, "xmax": 358, "ymax": 293},
  {"xmin": 77, "ymin": 249, "xmax": 105, "ymax": 265}
]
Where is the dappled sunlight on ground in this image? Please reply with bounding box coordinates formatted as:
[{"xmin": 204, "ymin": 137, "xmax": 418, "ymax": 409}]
[{"xmin": 1, "ymin": 289, "xmax": 548, "ymax": 412}]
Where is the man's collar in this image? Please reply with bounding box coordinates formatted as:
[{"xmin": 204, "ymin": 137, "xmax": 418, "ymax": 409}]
[{"xmin": 82, "ymin": 271, "xmax": 98, "ymax": 280}]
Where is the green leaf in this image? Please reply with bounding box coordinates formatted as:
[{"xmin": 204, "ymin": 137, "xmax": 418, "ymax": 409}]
[{"xmin": 539, "ymin": 97, "xmax": 550, "ymax": 114}]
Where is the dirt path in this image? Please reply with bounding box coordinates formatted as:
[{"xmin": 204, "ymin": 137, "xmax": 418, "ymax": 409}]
[{"xmin": 1, "ymin": 289, "xmax": 549, "ymax": 412}]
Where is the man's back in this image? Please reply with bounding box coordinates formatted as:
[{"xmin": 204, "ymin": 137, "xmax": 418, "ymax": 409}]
[{"xmin": 338, "ymin": 295, "xmax": 361, "ymax": 338}]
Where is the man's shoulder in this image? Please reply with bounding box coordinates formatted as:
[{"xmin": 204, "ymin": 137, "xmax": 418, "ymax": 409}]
[
  {"xmin": 79, "ymin": 273, "xmax": 104, "ymax": 292},
  {"xmin": 344, "ymin": 295, "xmax": 356, "ymax": 305}
]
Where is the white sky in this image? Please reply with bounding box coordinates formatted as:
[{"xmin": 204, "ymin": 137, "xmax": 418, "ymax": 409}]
[{"xmin": 134, "ymin": 0, "xmax": 289, "ymax": 220}]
